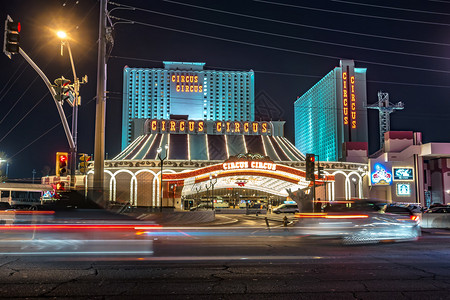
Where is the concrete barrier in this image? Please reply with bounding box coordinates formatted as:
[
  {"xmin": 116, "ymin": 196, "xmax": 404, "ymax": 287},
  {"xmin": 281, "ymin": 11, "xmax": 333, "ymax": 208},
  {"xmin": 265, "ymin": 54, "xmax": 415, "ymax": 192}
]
[
  {"xmin": 139, "ymin": 210, "xmax": 215, "ymax": 225},
  {"xmin": 421, "ymin": 213, "xmax": 450, "ymax": 228}
]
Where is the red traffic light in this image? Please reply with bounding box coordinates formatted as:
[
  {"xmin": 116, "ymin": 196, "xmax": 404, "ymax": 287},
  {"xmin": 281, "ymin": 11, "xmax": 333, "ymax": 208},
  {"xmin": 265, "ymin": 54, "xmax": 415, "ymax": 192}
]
[
  {"xmin": 59, "ymin": 155, "xmax": 67, "ymax": 163},
  {"xmin": 309, "ymin": 156, "xmax": 315, "ymax": 162}
]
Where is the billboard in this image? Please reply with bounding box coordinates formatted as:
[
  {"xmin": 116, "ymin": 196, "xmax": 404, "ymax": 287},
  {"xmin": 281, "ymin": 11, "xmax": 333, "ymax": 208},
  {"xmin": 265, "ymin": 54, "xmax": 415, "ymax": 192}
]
[
  {"xmin": 370, "ymin": 162, "xmax": 392, "ymax": 186},
  {"xmin": 393, "ymin": 168, "xmax": 414, "ymax": 181}
]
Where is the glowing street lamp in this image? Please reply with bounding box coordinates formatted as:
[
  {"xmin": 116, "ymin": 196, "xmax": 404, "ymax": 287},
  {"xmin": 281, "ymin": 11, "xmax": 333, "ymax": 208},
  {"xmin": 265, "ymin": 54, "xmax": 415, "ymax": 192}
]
[
  {"xmin": 157, "ymin": 144, "xmax": 169, "ymax": 212},
  {"xmin": 352, "ymin": 177, "xmax": 357, "ymax": 198},
  {"xmin": 56, "ymin": 31, "xmax": 67, "ymax": 39}
]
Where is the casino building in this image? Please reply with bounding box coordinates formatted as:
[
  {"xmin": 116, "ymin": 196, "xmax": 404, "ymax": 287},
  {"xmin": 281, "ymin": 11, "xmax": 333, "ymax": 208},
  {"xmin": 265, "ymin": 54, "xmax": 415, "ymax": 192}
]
[
  {"xmin": 122, "ymin": 62, "xmax": 255, "ymax": 150},
  {"xmin": 294, "ymin": 60, "xmax": 369, "ymax": 162},
  {"xmin": 79, "ymin": 61, "xmax": 370, "ymax": 210}
]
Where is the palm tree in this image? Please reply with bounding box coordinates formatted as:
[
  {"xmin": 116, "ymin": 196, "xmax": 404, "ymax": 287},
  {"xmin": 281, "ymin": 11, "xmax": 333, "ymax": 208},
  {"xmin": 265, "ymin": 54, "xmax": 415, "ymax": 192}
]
[{"xmin": 0, "ymin": 151, "xmax": 9, "ymax": 182}]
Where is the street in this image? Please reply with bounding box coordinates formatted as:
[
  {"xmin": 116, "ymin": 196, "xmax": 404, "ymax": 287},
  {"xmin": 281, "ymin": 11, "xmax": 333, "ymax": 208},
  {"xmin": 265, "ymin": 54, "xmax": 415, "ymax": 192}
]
[{"xmin": 0, "ymin": 215, "xmax": 449, "ymax": 299}]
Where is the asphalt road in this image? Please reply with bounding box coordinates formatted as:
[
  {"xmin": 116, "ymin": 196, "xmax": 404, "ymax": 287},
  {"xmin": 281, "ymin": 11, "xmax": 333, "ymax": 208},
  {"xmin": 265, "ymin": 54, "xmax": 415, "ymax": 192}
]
[{"xmin": 0, "ymin": 215, "xmax": 449, "ymax": 299}]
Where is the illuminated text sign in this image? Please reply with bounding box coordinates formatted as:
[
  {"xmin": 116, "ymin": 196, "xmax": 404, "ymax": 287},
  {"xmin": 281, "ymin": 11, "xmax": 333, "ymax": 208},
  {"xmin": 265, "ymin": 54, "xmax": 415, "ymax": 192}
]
[
  {"xmin": 215, "ymin": 121, "xmax": 268, "ymax": 134},
  {"xmin": 393, "ymin": 168, "xmax": 414, "ymax": 181},
  {"xmin": 342, "ymin": 72, "xmax": 349, "ymax": 126},
  {"xmin": 146, "ymin": 120, "xmax": 270, "ymax": 135},
  {"xmin": 350, "ymin": 75, "xmax": 356, "ymax": 129},
  {"xmin": 171, "ymin": 74, "xmax": 203, "ymax": 93},
  {"xmin": 222, "ymin": 161, "xmax": 277, "ymax": 171}
]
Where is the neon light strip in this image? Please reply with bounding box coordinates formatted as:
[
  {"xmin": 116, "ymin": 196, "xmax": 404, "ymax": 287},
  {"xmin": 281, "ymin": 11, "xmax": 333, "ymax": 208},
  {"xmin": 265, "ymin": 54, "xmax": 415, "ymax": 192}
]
[
  {"xmin": 261, "ymin": 135, "xmax": 268, "ymax": 156},
  {"xmin": 167, "ymin": 133, "xmax": 171, "ymax": 159},
  {"xmin": 224, "ymin": 135, "xmax": 229, "ymax": 159},
  {"xmin": 188, "ymin": 134, "xmax": 191, "ymax": 161},
  {"xmin": 274, "ymin": 136, "xmax": 296, "ymax": 160},
  {"xmin": 131, "ymin": 134, "xmax": 152, "ymax": 160},
  {"xmin": 265, "ymin": 136, "xmax": 280, "ymax": 161},
  {"xmin": 205, "ymin": 134, "xmax": 210, "ymax": 160},
  {"xmin": 281, "ymin": 137, "xmax": 305, "ymax": 160},
  {"xmin": 113, "ymin": 135, "xmax": 144, "ymax": 160},
  {"xmin": 142, "ymin": 134, "xmax": 156, "ymax": 159},
  {"xmin": 155, "ymin": 133, "xmax": 164, "ymax": 160},
  {"xmin": 242, "ymin": 135, "xmax": 248, "ymax": 153}
]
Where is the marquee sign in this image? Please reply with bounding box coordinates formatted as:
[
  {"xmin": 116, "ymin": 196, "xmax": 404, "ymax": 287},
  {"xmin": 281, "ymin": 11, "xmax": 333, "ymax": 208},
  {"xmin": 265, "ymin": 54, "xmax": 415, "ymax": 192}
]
[
  {"xmin": 146, "ymin": 119, "xmax": 270, "ymax": 135},
  {"xmin": 342, "ymin": 70, "xmax": 357, "ymax": 129},
  {"xmin": 222, "ymin": 161, "xmax": 277, "ymax": 171}
]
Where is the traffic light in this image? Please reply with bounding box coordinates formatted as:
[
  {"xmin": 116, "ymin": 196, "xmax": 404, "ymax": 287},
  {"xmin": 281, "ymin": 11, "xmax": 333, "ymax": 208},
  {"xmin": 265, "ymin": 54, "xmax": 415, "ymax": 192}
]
[
  {"xmin": 56, "ymin": 152, "xmax": 69, "ymax": 176},
  {"xmin": 305, "ymin": 153, "xmax": 315, "ymax": 181},
  {"xmin": 55, "ymin": 182, "xmax": 65, "ymax": 191},
  {"xmin": 78, "ymin": 153, "xmax": 91, "ymax": 174},
  {"xmin": 3, "ymin": 15, "xmax": 20, "ymax": 58},
  {"xmin": 53, "ymin": 77, "xmax": 72, "ymax": 103}
]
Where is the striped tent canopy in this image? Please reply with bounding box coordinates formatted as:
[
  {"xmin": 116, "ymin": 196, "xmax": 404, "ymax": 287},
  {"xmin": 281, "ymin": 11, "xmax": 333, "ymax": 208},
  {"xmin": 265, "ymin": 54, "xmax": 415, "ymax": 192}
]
[{"xmin": 113, "ymin": 133, "xmax": 305, "ymax": 162}]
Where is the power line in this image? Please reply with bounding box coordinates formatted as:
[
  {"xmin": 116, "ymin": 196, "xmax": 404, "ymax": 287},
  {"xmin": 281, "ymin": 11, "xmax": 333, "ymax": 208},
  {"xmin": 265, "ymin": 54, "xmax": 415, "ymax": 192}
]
[
  {"xmin": 9, "ymin": 96, "xmax": 97, "ymax": 160},
  {"xmin": 110, "ymin": 55, "xmax": 450, "ymax": 88},
  {"xmin": 161, "ymin": 0, "xmax": 450, "ymax": 47},
  {"xmin": 108, "ymin": 17, "xmax": 450, "ymax": 75},
  {"xmin": 331, "ymin": 0, "xmax": 450, "ymax": 16},
  {"xmin": 0, "ymin": 76, "xmax": 40, "ymax": 125},
  {"xmin": 109, "ymin": 3, "xmax": 450, "ymax": 61},
  {"xmin": 255, "ymin": 0, "xmax": 450, "ymax": 27},
  {"xmin": 0, "ymin": 92, "xmax": 49, "ymax": 143},
  {"xmin": 0, "ymin": 61, "xmax": 27, "ymax": 103}
]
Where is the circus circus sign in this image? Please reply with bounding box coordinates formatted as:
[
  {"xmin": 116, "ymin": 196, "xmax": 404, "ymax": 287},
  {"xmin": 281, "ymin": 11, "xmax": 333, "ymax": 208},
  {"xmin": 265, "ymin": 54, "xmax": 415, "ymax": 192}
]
[{"xmin": 222, "ymin": 161, "xmax": 277, "ymax": 171}]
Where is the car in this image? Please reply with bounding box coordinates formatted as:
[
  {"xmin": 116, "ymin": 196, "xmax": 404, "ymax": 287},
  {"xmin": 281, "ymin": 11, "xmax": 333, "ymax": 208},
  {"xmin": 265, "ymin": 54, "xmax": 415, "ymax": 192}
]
[
  {"xmin": 273, "ymin": 203, "xmax": 299, "ymax": 214},
  {"xmin": 426, "ymin": 206, "xmax": 450, "ymax": 213},
  {"xmin": 383, "ymin": 204, "xmax": 421, "ymax": 223},
  {"xmin": 295, "ymin": 199, "xmax": 421, "ymax": 244},
  {"xmin": 189, "ymin": 203, "xmax": 214, "ymax": 211}
]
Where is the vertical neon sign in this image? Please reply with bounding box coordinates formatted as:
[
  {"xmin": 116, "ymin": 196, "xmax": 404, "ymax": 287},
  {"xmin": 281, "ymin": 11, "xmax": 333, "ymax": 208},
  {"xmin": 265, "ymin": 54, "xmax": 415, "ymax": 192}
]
[
  {"xmin": 342, "ymin": 72, "xmax": 349, "ymax": 125},
  {"xmin": 350, "ymin": 76, "xmax": 356, "ymax": 129}
]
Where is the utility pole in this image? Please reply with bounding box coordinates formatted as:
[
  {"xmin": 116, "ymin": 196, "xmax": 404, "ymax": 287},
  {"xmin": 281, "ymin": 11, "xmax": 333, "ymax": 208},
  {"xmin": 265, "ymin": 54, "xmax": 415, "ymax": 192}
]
[
  {"xmin": 367, "ymin": 91, "xmax": 404, "ymax": 149},
  {"xmin": 94, "ymin": 0, "xmax": 108, "ymax": 205}
]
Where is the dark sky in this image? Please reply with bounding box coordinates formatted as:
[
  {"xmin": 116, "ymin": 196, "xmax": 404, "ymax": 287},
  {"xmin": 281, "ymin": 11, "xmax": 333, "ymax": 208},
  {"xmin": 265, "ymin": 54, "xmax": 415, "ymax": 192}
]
[{"xmin": 1, "ymin": 0, "xmax": 449, "ymax": 179}]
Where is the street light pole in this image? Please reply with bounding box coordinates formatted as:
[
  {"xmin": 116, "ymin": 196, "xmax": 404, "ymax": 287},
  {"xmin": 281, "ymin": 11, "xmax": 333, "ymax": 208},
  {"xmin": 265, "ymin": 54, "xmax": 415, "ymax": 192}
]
[
  {"xmin": 209, "ymin": 173, "xmax": 218, "ymax": 210},
  {"xmin": 94, "ymin": 0, "xmax": 108, "ymax": 205},
  {"xmin": 352, "ymin": 178, "xmax": 357, "ymax": 198},
  {"xmin": 157, "ymin": 144, "xmax": 169, "ymax": 212}
]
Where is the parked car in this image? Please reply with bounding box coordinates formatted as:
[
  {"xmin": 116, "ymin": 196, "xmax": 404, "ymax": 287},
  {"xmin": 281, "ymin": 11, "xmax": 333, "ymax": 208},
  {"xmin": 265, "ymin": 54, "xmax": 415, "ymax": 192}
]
[
  {"xmin": 273, "ymin": 204, "xmax": 299, "ymax": 214},
  {"xmin": 189, "ymin": 202, "xmax": 214, "ymax": 211}
]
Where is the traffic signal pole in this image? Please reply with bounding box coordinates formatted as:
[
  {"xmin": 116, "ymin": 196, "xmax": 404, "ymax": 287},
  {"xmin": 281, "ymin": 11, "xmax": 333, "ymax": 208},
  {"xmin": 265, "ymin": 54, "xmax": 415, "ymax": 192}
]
[
  {"xmin": 63, "ymin": 40, "xmax": 79, "ymax": 190},
  {"xmin": 18, "ymin": 48, "xmax": 75, "ymax": 151}
]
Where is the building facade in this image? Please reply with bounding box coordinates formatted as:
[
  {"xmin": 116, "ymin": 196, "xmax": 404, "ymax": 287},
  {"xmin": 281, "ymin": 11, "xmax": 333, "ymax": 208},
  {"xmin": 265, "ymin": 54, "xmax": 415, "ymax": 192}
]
[
  {"xmin": 294, "ymin": 60, "xmax": 369, "ymax": 162},
  {"xmin": 369, "ymin": 131, "xmax": 450, "ymax": 207},
  {"xmin": 122, "ymin": 62, "xmax": 255, "ymax": 150}
]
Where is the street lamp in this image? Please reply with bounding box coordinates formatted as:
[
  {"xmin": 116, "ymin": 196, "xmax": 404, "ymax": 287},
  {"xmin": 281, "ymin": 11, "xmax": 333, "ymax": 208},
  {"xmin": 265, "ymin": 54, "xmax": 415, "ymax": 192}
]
[
  {"xmin": 209, "ymin": 173, "xmax": 218, "ymax": 210},
  {"xmin": 157, "ymin": 144, "xmax": 169, "ymax": 212},
  {"xmin": 57, "ymin": 30, "xmax": 87, "ymax": 190},
  {"xmin": 352, "ymin": 178, "xmax": 357, "ymax": 198},
  {"xmin": 171, "ymin": 183, "xmax": 177, "ymax": 208}
]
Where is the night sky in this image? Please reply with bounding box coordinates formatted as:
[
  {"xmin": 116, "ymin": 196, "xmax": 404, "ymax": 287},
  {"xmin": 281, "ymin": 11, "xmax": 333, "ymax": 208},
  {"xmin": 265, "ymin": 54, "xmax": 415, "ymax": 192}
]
[{"xmin": 1, "ymin": 0, "xmax": 449, "ymax": 179}]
